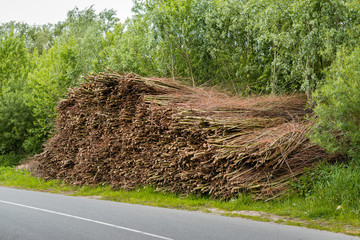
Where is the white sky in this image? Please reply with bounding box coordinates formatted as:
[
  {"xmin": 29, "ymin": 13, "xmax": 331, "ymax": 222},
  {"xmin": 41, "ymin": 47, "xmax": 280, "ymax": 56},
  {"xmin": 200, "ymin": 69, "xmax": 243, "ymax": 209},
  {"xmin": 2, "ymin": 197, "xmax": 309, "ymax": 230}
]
[{"xmin": 0, "ymin": 0, "xmax": 134, "ymax": 25}]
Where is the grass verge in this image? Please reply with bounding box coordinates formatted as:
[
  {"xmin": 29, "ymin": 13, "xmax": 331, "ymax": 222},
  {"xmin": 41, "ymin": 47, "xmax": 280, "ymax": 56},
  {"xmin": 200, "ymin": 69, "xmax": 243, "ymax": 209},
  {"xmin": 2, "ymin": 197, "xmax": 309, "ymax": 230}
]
[{"xmin": 1, "ymin": 166, "xmax": 360, "ymax": 236}]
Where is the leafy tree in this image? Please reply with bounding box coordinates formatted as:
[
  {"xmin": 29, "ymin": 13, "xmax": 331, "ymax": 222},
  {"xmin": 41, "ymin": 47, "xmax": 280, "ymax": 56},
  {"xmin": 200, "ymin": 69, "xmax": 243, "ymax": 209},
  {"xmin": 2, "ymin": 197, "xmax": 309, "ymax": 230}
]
[
  {"xmin": 0, "ymin": 32, "xmax": 34, "ymax": 154},
  {"xmin": 127, "ymin": 0, "xmax": 262, "ymax": 90},
  {"xmin": 130, "ymin": 0, "xmax": 198, "ymax": 84},
  {"xmin": 0, "ymin": 32, "xmax": 31, "ymax": 89},
  {"xmin": 0, "ymin": 21, "xmax": 64, "ymax": 54},
  {"xmin": 0, "ymin": 85, "xmax": 35, "ymax": 154},
  {"xmin": 24, "ymin": 39, "xmax": 80, "ymax": 152},
  {"xmin": 289, "ymin": 0, "xmax": 355, "ymax": 96},
  {"xmin": 243, "ymin": 0, "xmax": 288, "ymax": 94},
  {"xmin": 23, "ymin": 7, "xmax": 119, "ymax": 152},
  {"xmin": 125, "ymin": 0, "xmax": 360, "ymax": 94},
  {"xmin": 311, "ymin": 47, "xmax": 360, "ymax": 160},
  {"xmin": 199, "ymin": 0, "xmax": 261, "ymax": 93},
  {"xmin": 103, "ymin": 16, "xmax": 162, "ymax": 77},
  {"xmin": 59, "ymin": 6, "xmax": 119, "ymax": 73}
]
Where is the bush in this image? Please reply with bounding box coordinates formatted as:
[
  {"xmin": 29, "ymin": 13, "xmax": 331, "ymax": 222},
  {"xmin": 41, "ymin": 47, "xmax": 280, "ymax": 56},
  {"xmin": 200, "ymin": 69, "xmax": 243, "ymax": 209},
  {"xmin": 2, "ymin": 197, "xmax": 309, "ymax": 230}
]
[
  {"xmin": 311, "ymin": 47, "xmax": 360, "ymax": 160},
  {"xmin": 0, "ymin": 154, "xmax": 25, "ymax": 167},
  {"xmin": 0, "ymin": 31, "xmax": 35, "ymax": 155},
  {"xmin": 0, "ymin": 87, "xmax": 35, "ymax": 154}
]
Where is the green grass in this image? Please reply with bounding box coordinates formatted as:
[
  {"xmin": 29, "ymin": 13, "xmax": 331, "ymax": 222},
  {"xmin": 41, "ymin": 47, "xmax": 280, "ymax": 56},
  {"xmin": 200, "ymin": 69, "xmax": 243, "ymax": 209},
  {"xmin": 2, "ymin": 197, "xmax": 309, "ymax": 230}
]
[{"xmin": 1, "ymin": 164, "xmax": 360, "ymax": 236}]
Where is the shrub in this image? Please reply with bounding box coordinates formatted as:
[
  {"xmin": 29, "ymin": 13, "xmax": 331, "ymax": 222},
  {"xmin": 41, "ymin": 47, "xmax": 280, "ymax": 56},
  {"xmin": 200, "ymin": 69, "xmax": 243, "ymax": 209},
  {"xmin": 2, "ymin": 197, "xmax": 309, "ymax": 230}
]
[
  {"xmin": 311, "ymin": 47, "xmax": 360, "ymax": 161},
  {"xmin": 0, "ymin": 154, "xmax": 25, "ymax": 167}
]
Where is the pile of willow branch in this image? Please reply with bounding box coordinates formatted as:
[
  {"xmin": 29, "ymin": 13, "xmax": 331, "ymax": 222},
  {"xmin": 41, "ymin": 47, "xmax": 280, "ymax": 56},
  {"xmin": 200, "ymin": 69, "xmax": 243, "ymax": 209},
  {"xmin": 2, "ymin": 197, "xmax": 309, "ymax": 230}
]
[{"xmin": 31, "ymin": 72, "xmax": 340, "ymax": 199}]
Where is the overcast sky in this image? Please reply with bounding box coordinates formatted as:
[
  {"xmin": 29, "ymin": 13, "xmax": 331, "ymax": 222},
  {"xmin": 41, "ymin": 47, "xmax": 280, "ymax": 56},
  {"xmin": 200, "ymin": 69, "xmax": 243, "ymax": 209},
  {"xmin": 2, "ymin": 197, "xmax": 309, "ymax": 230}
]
[{"xmin": 0, "ymin": 0, "xmax": 134, "ymax": 25}]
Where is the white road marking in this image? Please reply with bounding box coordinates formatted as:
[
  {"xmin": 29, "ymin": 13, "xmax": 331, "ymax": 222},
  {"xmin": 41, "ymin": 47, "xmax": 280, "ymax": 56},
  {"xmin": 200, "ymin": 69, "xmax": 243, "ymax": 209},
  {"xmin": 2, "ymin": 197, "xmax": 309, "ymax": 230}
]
[{"xmin": 0, "ymin": 199, "xmax": 174, "ymax": 240}]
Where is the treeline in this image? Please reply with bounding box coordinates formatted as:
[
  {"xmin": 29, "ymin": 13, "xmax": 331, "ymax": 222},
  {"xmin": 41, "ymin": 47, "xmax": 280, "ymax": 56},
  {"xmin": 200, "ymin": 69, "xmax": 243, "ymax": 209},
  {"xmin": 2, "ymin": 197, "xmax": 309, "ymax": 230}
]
[
  {"xmin": 0, "ymin": 0, "xmax": 359, "ymax": 160},
  {"xmin": 0, "ymin": 7, "xmax": 119, "ymax": 155}
]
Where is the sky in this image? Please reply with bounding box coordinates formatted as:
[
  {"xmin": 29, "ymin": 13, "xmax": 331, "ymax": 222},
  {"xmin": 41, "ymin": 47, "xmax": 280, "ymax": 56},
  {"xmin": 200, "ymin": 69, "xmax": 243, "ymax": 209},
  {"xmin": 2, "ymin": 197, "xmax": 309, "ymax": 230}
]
[{"xmin": 0, "ymin": 0, "xmax": 134, "ymax": 25}]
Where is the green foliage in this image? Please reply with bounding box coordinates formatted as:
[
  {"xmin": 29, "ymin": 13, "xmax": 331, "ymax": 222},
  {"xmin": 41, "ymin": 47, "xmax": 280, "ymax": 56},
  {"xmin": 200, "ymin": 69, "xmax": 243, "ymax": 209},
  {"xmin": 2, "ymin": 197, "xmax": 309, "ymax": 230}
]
[
  {"xmin": 0, "ymin": 87, "xmax": 35, "ymax": 154},
  {"xmin": 311, "ymin": 164, "xmax": 360, "ymax": 213},
  {"xmin": 0, "ymin": 154, "xmax": 25, "ymax": 167},
  {"xmin": 103, "ymin": 17, "xmax": 160, "ymax": 76},
  {"xmin": 0, "ymin": 32, "xmax": 32, "ymax": 89},
  {"xmin": 293, "ymin": 163, "xmax": 360, "ymax": 218},
  {"xmin": 311, "ymin": 47, "xmax": 360, "ymax": 160},
  {"xmin": 24, "ymin": 39, "xmax": 81, "ymax": 153},
  {"xmin": 60, "ymin": 6, "xmax": 119, "ymax": 73},
  {"xmin": 22, "ymin": 7, "xmax": 119, "ymax": 152},
  {"xmin": 107, "ymin": 0, "xmax": 359, "ymax": 94},
  {"xmin": 0, "ymin": 32, "xmax": 34, "ymax": 154},
  {"xmin": 0, "ymin": 21, "xmax": 64, "ymax": 54}
]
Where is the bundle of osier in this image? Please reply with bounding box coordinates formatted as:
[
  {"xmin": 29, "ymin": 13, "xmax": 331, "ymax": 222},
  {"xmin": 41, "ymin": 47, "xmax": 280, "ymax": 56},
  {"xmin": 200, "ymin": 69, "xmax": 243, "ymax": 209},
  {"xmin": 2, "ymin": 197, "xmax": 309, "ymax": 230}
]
[{"xmin": 31, "ymin": 71, "xmax": 340, "ymax": 199}]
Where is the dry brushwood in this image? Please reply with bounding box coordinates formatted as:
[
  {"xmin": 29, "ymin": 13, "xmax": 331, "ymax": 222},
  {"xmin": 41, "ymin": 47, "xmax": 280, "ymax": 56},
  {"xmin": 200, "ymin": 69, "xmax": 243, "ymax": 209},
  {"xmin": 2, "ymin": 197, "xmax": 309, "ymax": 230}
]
[{"xmin": 31, "ymin": 71, "xmax": 340, "ymax": 199}]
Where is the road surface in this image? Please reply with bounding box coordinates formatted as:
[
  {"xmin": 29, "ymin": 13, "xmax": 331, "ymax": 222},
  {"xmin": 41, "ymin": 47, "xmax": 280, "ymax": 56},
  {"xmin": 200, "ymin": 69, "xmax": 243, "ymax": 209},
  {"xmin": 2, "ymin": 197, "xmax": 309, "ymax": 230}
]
[{"xmin": 0, "ymin": 186, "xmax": 358, "ymax": 240}]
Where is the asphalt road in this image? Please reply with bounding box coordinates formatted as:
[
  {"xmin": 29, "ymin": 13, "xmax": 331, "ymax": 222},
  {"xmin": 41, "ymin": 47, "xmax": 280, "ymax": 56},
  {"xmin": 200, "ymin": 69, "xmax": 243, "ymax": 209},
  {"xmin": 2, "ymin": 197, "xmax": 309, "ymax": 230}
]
[{"xmin": 0, "ymin": 187, "xmax": 358, "ymax": 240}]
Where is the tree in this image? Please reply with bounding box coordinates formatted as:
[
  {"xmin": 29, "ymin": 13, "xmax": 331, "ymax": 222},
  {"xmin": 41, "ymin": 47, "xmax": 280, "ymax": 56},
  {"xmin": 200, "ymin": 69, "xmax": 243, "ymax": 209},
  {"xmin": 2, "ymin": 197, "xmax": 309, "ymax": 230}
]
[
  {"xmin": 24, "ymin": 39, "xmax": 80, "ymax": 152},
  {"xmin": 59, "ymin": 6, "xmax": 119, "ymax": 73},
  {"xmin": 0, "ymin": 21, "xmax": 64, "ymax": 54},
  {"xmin": 0, "ymin": 32, "xmax": 34, "ymax": 154},
  {"xmin": 289, "ymin": 0, "xmax": 354, "ymax": 96},
  {"xmin": 311, "ymin": 47, "xmax": 360, "ymax": 160}
]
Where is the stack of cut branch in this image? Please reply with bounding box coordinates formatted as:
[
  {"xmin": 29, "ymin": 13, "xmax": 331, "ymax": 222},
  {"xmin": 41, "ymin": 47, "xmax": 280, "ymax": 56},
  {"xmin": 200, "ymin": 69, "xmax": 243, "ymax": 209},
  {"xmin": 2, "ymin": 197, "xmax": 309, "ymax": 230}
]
[{"xmin": 31, "ymin": 72, "xmax": 340, "ymax": 199}]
